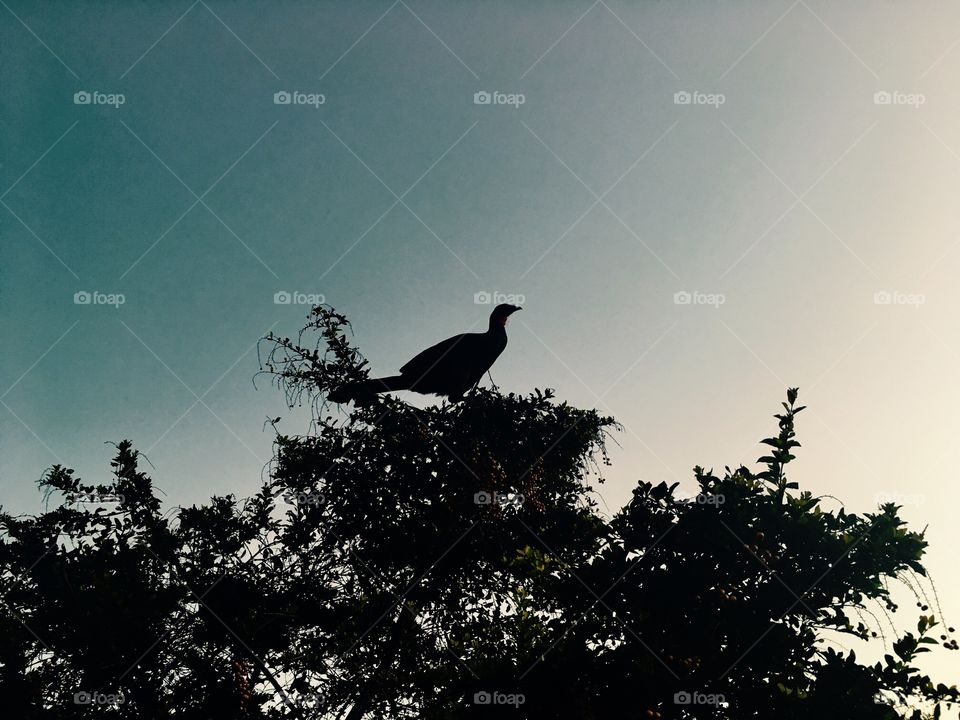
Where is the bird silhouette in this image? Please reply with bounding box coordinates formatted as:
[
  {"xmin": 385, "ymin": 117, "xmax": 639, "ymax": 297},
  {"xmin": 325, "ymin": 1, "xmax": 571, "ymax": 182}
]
[{"xmin": 328, "ymin": 303, "xmax": 522, "ymax": 405}]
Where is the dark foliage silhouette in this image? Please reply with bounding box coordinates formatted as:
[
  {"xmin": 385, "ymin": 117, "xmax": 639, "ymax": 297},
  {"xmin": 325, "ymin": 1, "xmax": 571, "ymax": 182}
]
[
  {"xmin": 1, "ymin": 307, "xmax": 957, "ymax": 719},
  {"xmin": 327, "ymin": 303, "xmax": 521, "ymax": 405}
]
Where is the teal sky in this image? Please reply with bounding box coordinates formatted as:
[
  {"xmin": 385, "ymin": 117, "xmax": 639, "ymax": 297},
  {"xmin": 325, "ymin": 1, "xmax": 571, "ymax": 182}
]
[{"xmin": 4, "ymin": 0, "xmax": 960, "ymax": 681}]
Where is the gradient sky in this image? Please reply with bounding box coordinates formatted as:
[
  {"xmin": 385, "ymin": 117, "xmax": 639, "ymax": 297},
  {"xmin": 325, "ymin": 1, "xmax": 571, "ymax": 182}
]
[{"xmin": 3, "ymin": 0, "xmax": 960, "ymax": 681}]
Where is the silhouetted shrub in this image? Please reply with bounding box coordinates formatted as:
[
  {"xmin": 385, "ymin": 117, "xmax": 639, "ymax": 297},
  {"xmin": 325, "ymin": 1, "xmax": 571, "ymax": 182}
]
[{"xmin": 1, "ymin": 307, "xmax": 956, "ymax": 719}]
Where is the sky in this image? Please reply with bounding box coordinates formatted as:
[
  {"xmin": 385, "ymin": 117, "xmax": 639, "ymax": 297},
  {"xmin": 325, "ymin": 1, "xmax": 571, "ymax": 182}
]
[{"xmin": 3, "ymin": 0, "xmax": 960, "ymax": 683}]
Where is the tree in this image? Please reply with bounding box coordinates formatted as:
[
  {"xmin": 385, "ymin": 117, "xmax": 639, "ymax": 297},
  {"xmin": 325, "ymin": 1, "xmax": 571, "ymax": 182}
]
[{"xmin": 1, "ymin": 306, "xmax": 957, "ymax": 719}]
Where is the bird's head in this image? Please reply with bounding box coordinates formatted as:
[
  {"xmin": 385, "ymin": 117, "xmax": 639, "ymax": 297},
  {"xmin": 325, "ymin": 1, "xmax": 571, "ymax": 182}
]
[{"xmin": 490, "ymin": 303, "xmax": 522, "ymax": 326}]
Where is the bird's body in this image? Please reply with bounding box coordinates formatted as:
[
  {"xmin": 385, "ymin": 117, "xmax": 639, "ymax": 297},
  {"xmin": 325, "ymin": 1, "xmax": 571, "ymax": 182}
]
[{"xmin": 329, "ymin": 304, "xmax": 521, "ymax": 405}]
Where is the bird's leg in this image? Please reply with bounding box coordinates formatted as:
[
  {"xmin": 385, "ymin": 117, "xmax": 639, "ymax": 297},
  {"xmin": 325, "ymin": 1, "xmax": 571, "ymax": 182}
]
[{"xmin": 486, "ymin": 371, "xmax": 500, "ymax": 392}]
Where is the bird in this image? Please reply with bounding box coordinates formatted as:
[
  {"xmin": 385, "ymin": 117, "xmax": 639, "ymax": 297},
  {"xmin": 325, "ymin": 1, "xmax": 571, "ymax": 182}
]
[{"xmin": 328, "ymin": 303, "xmax": 522, "ymax": 405}]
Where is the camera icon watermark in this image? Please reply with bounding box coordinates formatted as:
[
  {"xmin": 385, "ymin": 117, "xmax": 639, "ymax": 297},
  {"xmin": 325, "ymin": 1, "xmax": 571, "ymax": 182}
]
[
  {"xmin": 292, "ymin": 693, "xmax": 323, "ymax": 709},
  {"xmin": 274, "ymin": 90, "xmax": 325, "ymax": 108},
  {"xmin": 673, "ymin": 290, "xmax": 725, "ymax": 308},
  {"xmin": 674, "ymin": 690, "xmax": 725, "ymax": 706},
  {"xmin": 74, "ymin": 691, "xmax": 125, "ymax": 707},
  {"xmin": 474, "ymin": 290, "xmax": 525, "ymax": 305},
  {"xmin": 873, "ymin": 290, "xmax": 925, "ymax": 308},
  {"xmin": 873, "ymin": 90, "xmax": 925, "ymax": 108},
  {"xmin": 274, "ymin": 290, "xmax": 325, "ymax": 305},
  {"xmin": 282, "ymin": 491, "xmax": 326, "ymax": 506},
  {"xmin": 65, "ymin": 491, "xmax": 125, "ymax": 506},
  {"xmin": 474, "ymin": 90, "xmax": 525, "ymax": 108},
  {"xmin": 676, "ymin": 491, "xmax": 725, "ymax": 507},
  {"xmin": 473, "ymin": 690, "xmax": 525, "ymax": 707},
  {"xmin": 674, "ymin": 90, "xmax": 725, "ymax": 107},
  {"xmin": 874, "ymin": 491, "xmax": 925, "ymax": 507},
  {"xmin": 73, "ymin": 90, "xmax": 125, "ymax": 108},
  {"xmin": 474, "ymin": 491, "xmax": 525, "ymax": 509},
  {"xmin": 74, "ymin": 290, "xmax": 125, "ymax": 307}
]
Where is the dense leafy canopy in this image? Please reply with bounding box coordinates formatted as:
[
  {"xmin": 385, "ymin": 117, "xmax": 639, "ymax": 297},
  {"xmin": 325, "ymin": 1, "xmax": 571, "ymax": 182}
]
[{"xmin": 1, "ymin": 307, "xmax": 956, "ymax": 719}]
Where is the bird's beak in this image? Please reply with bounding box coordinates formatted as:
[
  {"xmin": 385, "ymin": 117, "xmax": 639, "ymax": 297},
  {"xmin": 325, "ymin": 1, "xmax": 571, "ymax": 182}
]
[{"xmin": 514, "ymin": 306, "xmax": 522, "ymax": 312}]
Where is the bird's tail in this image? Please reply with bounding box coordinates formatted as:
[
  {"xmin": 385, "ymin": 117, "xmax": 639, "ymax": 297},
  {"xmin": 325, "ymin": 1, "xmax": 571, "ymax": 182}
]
[{"xmin": 328, "ymin": 375, "xmax": 409, "ymax": 405}]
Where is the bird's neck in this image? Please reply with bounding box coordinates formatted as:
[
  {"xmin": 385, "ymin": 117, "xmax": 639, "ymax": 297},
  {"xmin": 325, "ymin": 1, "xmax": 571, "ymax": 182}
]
[{"xmin": 488, "ymin": 318, "xmax": 508, "ymax": 334}]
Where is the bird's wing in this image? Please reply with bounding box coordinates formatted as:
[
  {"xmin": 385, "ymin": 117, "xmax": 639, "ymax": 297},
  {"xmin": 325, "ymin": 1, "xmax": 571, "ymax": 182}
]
[{"xmin": 399, "ymin": 333, "xmax": 470, "ymax": 380}]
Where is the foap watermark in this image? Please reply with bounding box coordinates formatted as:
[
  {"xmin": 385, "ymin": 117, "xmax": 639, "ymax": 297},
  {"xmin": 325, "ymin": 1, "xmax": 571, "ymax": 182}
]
[
  {"xmin": 74, "ymin": 691, "xmax": 125, "ymax": 707},
  {"xmin": 274, "ymin": 90, "xmax": 325, "ymax": 108},
  {"xmin": 291, "ymin": 693, "xmax": 323, "ymax": 710},
  {"xmin": 74, "ymin": 291, "xmax": 125, "ymax": 307},
  {"xmin": 474, "ymin": 491, "xmax": 524, "ymax": 509},
  {"xmin": 474, "ymin": 291, "xmax": 525, "ymax": 305},
  {"xmin": 873, "ymin": 90, "xmax": 925, "ymax": 108},
  {"xmin": 874, "ymin": 491, "xmax": 925, "ymax": 507},
  {"xmin": 674, "ymin": 290, "xmax": 725, "ymax": 308},
  {"xmin": 674, "ymin": 690, "xmax": 725, "ymax": 707},
  {"xmin": 282, "ymin": 491, "xmax": 326, "ymax": 507},
  {"xmin": 65, "ymin": 491, "xmax": 125, "ymax": 505},
  {"xmin": 74, "ymin": 90, "xmax": 125, "ymax": 108},
  {"xmin": 873, "ymin": 290, "xmax": 925, "ymax": 308},
  {"xmin": 473, "ymin": 691, "xmax": 525, "ymax": 707},
  {"xmin": 274, "ymin": 291, "xmax": 325, "ymax": 305},
  {"xmin": 676, "ymin": 491, "xmax": 726, "ymax": 507},
  {"xmin": 474, "ymin": 90, "xmax": 525, "ymax": 108},
  {"xmin": 674, "ymin": 90, "xmax": 725, "ymax": 107}
]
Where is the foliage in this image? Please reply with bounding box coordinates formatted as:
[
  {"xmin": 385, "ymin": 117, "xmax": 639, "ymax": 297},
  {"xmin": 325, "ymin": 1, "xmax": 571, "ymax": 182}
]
[{"xmin": 1, "ymin": 307, "xmax": 956, "ymax": 719}]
